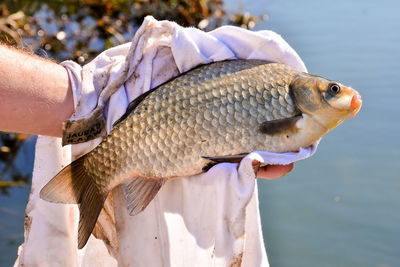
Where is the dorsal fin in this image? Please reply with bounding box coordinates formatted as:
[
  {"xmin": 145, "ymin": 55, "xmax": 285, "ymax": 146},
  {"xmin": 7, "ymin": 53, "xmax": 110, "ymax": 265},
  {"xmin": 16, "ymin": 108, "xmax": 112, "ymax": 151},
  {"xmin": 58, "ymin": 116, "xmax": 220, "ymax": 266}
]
[{"xmin": 112, "ymin": 87, "xmax": 158, "ymax": 127}]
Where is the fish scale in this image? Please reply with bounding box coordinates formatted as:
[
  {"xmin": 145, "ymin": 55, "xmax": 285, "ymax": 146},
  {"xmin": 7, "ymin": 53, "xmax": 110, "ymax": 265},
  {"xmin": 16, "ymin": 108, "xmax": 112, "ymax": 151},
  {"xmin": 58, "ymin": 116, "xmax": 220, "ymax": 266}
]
[
  {"xmin": 86, "ymin": 60, "xmax": 299, "ymax": 187},
  {"xmin": 40, "ymin": 59, "xmax": 362, "ymax": 249}
]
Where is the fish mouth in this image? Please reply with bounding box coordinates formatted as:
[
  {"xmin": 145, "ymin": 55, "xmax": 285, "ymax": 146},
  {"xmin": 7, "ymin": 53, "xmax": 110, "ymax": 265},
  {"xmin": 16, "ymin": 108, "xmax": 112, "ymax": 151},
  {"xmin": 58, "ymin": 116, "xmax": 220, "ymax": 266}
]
[{"xmin": 350, "ymin": 91, "xmax": 362, "ymax": 117}]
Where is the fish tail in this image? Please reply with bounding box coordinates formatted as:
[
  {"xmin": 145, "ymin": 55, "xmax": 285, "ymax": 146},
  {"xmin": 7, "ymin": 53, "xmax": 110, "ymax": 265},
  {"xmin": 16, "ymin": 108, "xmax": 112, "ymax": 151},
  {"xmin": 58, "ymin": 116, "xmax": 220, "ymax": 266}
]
[
  {"xmin": 77, "ymin": 177, "xmax": 107, "ymax": 249},
  {"xmin": 39, "ymin": 156, "xmax": 108, "ymax": 249}
]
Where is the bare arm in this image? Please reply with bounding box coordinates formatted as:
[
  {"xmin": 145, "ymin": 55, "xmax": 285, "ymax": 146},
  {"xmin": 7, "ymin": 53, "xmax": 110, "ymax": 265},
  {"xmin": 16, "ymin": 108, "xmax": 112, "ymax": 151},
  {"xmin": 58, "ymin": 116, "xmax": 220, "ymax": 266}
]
[{"xmin": 0, "ymin": 44, "xmax": 74, "ymax": 137}]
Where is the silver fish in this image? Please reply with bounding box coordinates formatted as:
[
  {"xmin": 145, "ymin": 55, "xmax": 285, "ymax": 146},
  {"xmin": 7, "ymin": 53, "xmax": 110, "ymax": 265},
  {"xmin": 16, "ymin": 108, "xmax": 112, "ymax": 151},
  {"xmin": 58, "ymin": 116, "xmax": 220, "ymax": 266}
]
[{"xmin": 40, "ymin": 59, "xmax": 362, "ymax": 248}]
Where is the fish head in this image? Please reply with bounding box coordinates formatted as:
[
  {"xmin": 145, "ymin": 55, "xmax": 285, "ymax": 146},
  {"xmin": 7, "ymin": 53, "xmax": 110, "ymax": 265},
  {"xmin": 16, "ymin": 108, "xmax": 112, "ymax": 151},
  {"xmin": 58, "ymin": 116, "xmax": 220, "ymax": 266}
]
[{"xmin": 290, "ymin": 73, "xmax": 362, "ymax": 132}]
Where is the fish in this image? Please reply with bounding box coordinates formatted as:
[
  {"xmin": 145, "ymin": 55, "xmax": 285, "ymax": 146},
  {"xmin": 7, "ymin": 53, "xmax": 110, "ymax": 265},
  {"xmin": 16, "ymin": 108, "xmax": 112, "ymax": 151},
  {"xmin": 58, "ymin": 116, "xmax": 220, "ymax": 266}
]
[{"xmin": 40, "ymin": 59, "xmax": 362, "ymax": 248}]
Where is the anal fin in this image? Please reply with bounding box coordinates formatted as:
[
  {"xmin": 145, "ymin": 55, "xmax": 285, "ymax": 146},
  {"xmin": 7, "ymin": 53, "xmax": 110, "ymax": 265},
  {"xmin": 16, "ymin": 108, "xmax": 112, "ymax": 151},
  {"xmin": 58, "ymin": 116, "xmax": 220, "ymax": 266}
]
[{"xmin": 122, "ymin": 178, "xmax": 165, "ymax": 216}]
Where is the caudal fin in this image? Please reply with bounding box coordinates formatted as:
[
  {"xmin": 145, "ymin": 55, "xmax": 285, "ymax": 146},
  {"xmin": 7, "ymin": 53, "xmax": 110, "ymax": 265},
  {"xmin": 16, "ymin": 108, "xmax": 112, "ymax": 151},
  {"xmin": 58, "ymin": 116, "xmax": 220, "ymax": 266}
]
[
  {"xmin": 39, "ymin": 156, "xmax": 108, "ymax": 249},
  {"xmin": 40, "ymin": 157, "xmax": 89, "ymax": 203},
  {"xmin": 77, "ymin": 181, "xmax": 107, "ymax": 249}
]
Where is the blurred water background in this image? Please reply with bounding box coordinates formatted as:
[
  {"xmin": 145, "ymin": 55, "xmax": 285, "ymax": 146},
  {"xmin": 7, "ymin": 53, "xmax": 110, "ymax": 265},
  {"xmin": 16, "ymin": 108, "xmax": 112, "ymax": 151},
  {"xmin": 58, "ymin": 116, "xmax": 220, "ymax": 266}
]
[{"xmin": 1, "ymin": 0, "xmax": 399, "ymax": 266}]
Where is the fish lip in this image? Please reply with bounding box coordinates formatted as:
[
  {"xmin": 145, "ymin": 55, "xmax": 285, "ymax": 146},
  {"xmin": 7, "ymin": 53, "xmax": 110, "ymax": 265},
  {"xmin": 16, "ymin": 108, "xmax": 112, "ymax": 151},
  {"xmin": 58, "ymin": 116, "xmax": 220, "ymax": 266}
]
[{"xmin": 350, "ymin": 92, "xmax": 362, "ymax": 117}]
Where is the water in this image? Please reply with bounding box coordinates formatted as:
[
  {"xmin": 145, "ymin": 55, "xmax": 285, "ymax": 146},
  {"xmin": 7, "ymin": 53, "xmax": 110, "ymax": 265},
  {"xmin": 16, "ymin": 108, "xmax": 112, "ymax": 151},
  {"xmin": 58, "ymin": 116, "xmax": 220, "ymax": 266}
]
[
  {"xmin": 0, "ymin": 137, "xmax": 35, "ymax": 266},
  {"xmin": 229, "ymin": 0, "xmax": 400, "ymax": 266},
  {"xmin": 1, "ymin": 0, "xmax": 400, "ymax": 266}
]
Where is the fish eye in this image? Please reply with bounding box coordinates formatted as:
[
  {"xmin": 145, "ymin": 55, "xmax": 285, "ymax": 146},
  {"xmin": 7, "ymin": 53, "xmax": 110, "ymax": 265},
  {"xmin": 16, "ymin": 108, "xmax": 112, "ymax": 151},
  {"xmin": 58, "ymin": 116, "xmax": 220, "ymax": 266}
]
[{"xmin": 329, "ymin": 83, "xmax": 341, "ymax": 95}]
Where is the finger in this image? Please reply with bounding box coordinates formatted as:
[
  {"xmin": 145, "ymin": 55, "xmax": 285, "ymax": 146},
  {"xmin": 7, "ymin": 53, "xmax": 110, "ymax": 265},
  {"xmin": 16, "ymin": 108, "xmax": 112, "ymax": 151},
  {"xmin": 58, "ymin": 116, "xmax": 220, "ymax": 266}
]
[{"xmin": 256, "ymin": 163, "xmax": 294, "ymax": 179}]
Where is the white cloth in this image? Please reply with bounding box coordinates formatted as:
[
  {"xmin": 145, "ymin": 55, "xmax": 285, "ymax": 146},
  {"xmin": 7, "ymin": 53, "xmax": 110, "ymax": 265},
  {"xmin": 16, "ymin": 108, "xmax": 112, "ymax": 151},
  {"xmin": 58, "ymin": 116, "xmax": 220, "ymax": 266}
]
[{"xmin": 15, "ymin": 16, "xmax": 316, "ymax": 267}]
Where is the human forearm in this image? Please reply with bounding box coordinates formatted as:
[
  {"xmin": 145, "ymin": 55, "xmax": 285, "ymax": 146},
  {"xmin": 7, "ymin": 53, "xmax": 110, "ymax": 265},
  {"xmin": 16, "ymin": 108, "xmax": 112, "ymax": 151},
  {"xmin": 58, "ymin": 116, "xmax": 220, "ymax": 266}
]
[{"xmin": 0, "ymin": 44, "xmax": 73, "ymax": 136}]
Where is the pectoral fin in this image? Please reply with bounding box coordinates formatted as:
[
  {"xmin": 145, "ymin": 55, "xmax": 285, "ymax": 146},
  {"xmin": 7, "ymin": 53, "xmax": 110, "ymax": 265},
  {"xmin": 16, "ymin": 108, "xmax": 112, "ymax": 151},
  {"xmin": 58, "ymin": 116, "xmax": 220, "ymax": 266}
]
[
  {"xmin": 202, "ymin": 153, "xmax": 248, "ymax": 172},
  {"xmin": 259, "ymin": 115, "xmax": 302, "ymax": 135},
  {"xmin": 122, "ymin": 178, "xmax": 165, "ymax": 216}
]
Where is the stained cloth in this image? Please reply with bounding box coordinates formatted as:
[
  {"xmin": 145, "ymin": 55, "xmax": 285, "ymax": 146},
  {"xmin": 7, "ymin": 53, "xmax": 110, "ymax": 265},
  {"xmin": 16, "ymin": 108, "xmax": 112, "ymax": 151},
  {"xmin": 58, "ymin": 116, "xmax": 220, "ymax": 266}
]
[{"xmin": 15, "ymin": 16, "xmax": 316, "ymax": 267}]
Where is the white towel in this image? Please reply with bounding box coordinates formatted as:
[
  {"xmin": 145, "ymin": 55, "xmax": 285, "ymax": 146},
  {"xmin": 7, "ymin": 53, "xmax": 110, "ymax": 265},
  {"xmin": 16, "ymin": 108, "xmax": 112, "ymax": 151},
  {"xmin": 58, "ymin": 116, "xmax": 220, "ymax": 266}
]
[{"xmin": 15, "ymin": 16, "xmax": 317, "ymax": 267}]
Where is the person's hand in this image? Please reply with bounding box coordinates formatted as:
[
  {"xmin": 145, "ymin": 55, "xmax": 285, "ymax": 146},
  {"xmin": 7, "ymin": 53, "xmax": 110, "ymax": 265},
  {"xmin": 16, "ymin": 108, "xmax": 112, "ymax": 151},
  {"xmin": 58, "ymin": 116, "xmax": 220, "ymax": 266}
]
[{"xmin": 252, "ymin": 160, "xmax": 294, "ymax": 179}]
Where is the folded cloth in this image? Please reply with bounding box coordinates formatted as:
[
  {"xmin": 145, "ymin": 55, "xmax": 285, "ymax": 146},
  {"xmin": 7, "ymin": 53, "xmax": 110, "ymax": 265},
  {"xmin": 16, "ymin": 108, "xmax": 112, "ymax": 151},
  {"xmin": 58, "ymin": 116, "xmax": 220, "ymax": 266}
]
[{"xmin": 15, "ymin": 16, "xmax": 316, "ymax": 267}]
